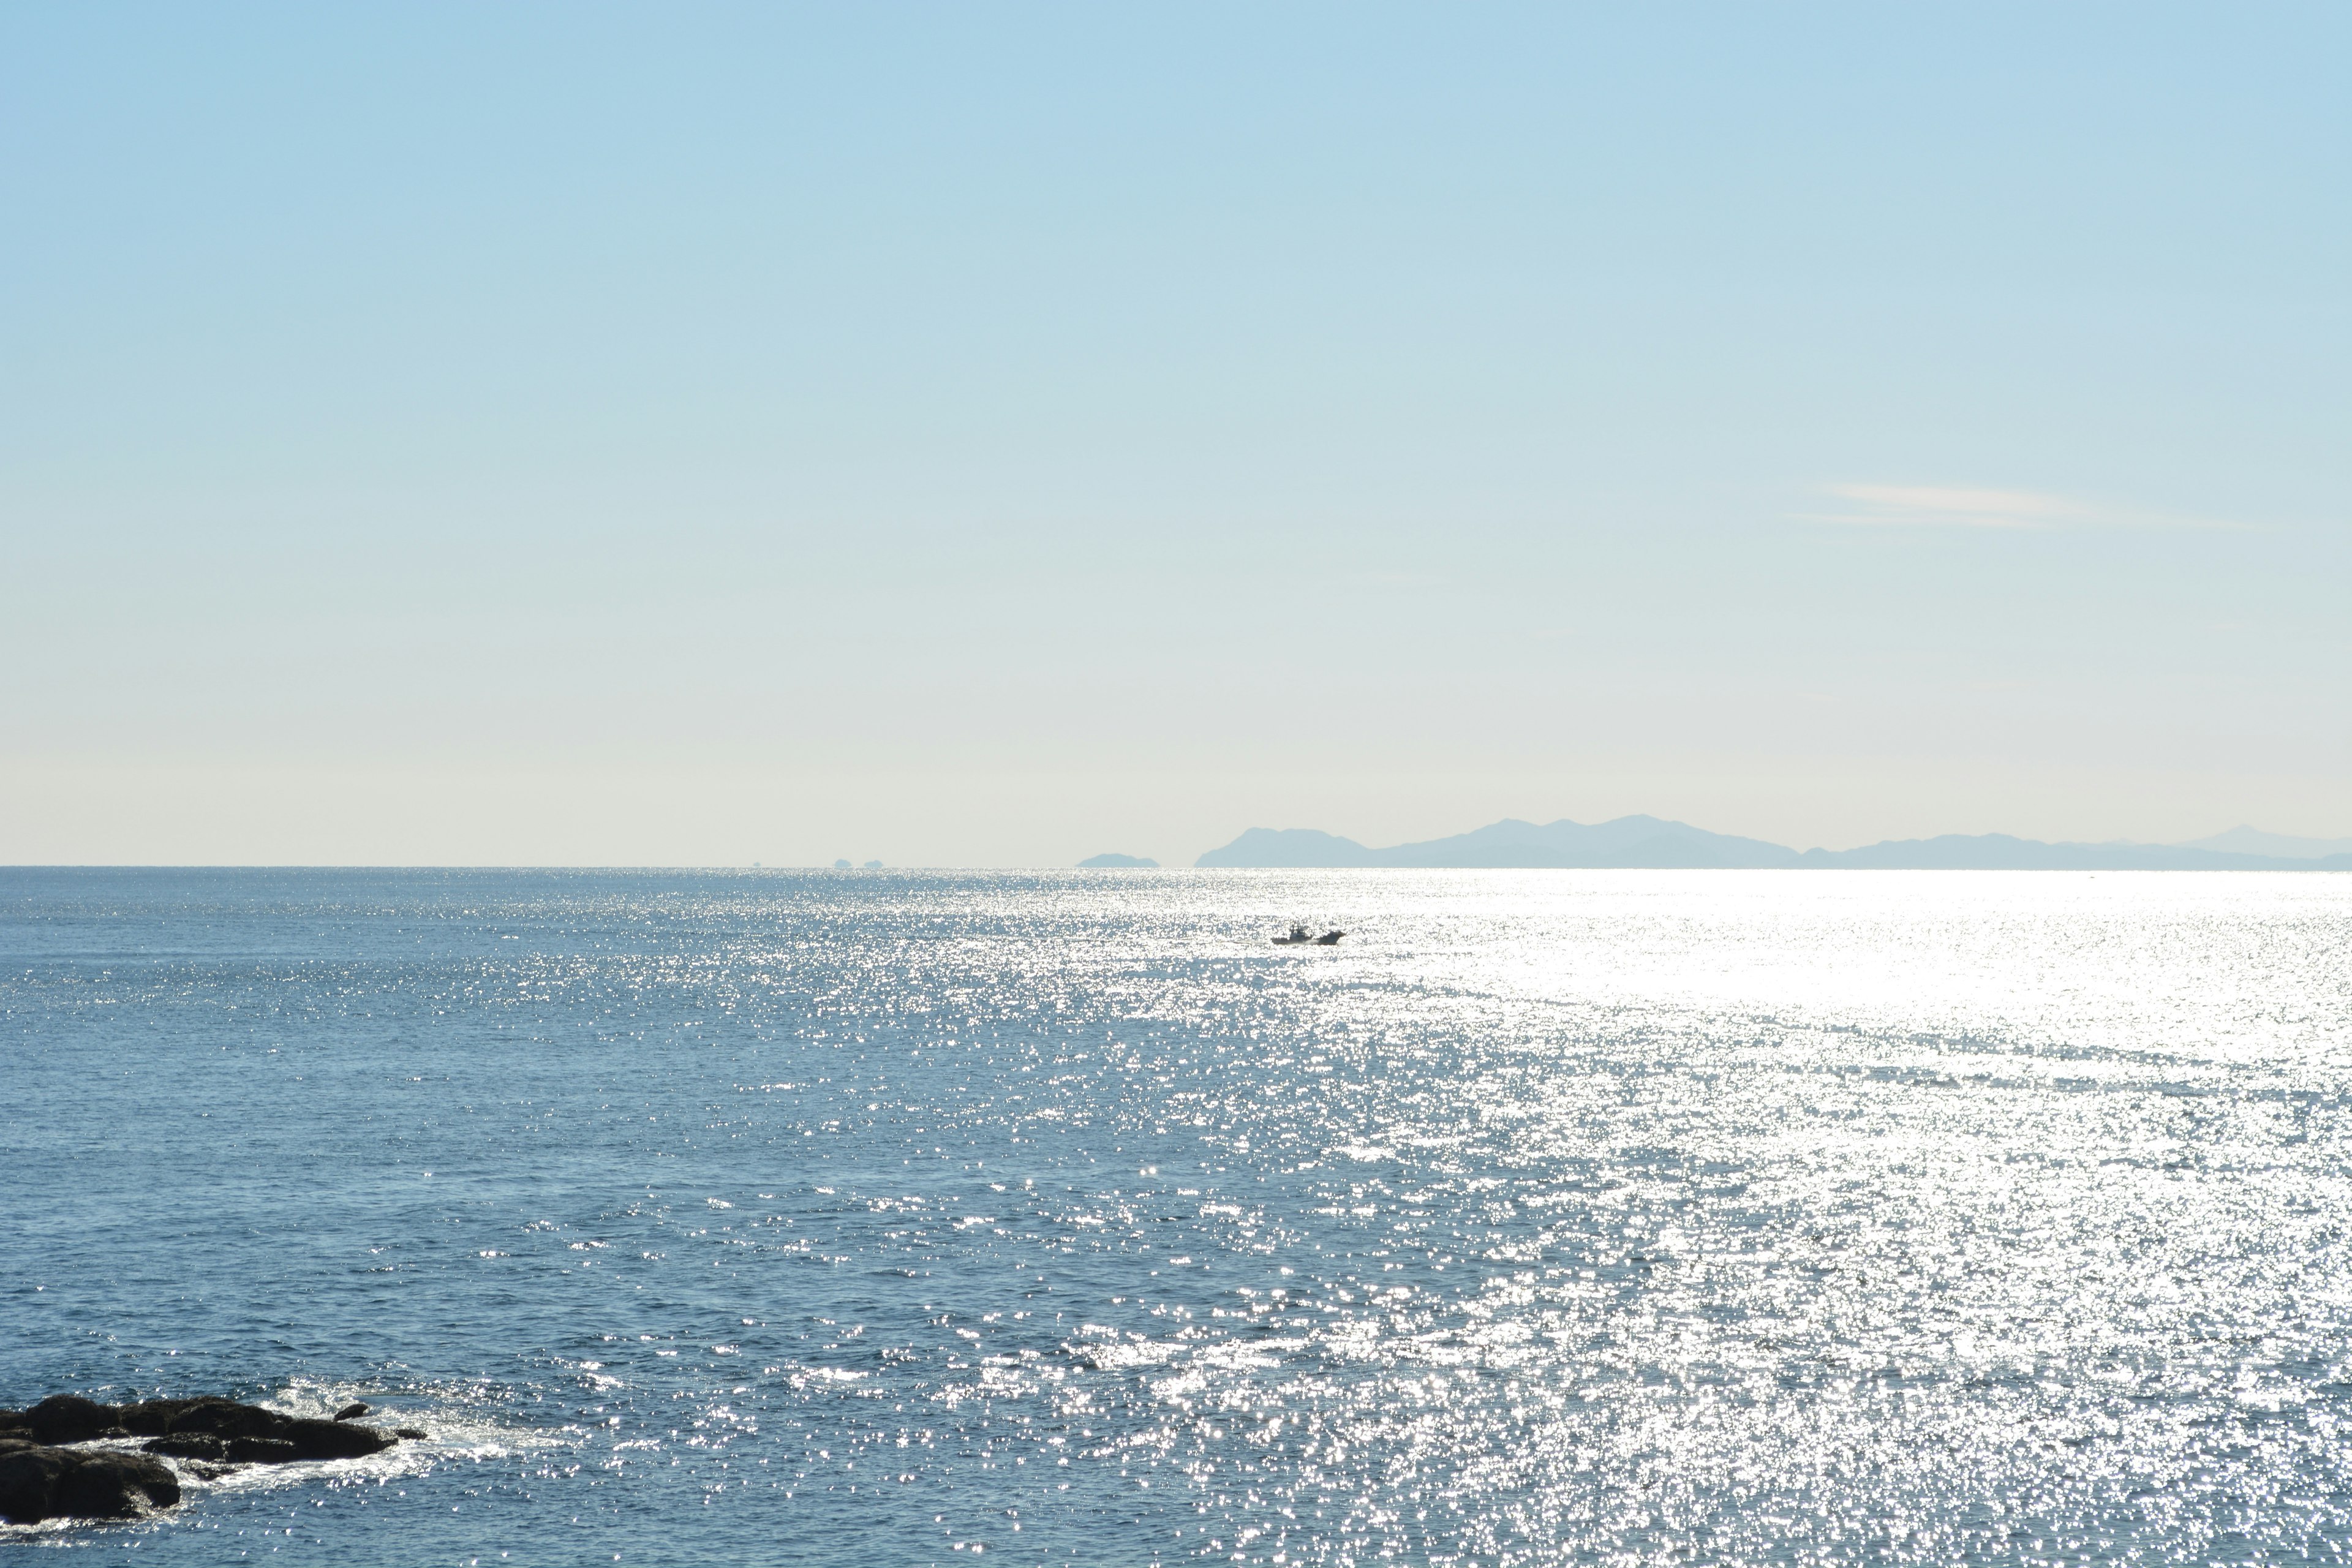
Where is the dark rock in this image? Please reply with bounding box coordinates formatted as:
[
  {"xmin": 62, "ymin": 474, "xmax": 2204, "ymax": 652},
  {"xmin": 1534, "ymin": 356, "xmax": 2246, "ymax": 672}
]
[
  {"xmin": 0, "ymin": 1440, "xmax": 178, "ymax": 1523},
  {"xmin": 0, "ymin": 1441, "xmax": 68, "ymax": 1523},
  {"xmin": 142, "ymin": 1434, "xmax": 228, "ymax": 1462},
  {"xmin": 224, "ymin": 1437, "xmax": 300, "ymax": 1464},
  {"xmin": 333, "ymin": 1403, "xmax": 369, "ymax": 1422},
  {"xmin": 282, "ymin": 1418, "xmax": 396, "ymax": 1460},
  {"xmin": 115, "ymin": 1399, "xmax": 197, "ymax": 1437},
  {"xmin": 396, "ymin": 1428, "xmax": 428, "ymax": 1440},
  {"xmin": 155, "ymin": 1420, "xmax": 394, "ymax": 1467},
  {"xmin": 53, "ymin": 1451, "xmax": 179, "ymax": 1520},
  {"xmin": 22, "ymin": 1395, "xmax": 120, "ymax": 1446},
  {"xmin": 0, "ymin": 1390, "xmax": 407, "ymax": 1513},
  {"xmin": 151, "ymin": 1397, "xmax": 282, "ymax": 1441}
]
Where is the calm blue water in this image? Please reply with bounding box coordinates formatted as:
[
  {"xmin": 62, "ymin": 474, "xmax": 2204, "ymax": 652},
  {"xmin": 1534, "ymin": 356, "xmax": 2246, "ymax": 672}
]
[{"xmin": 4, "ymin": 868, "xmax": 2350, "ymax": 1565}]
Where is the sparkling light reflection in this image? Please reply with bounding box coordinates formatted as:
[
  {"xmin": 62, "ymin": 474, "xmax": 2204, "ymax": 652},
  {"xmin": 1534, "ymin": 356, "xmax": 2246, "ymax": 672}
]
[{"xmin": 4, "ymin": 869, "xmax": 2347, "ymax": 1564}]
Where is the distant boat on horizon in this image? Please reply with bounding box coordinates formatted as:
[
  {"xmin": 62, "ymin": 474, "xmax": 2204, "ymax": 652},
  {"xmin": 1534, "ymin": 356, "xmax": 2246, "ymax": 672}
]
[{"xmin": 1272, "ymin": 923, "xmax": 1344, "ymax": 946}]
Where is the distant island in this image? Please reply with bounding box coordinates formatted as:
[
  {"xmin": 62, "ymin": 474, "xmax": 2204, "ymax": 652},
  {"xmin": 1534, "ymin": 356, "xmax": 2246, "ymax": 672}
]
[
  {"xmin": 1078, "ymin": 853, "xmax": 1159, "ymax": 868},
  {"xmin": 1195, "ymin": 817, "xmax": 2352, "ymax": 872}
]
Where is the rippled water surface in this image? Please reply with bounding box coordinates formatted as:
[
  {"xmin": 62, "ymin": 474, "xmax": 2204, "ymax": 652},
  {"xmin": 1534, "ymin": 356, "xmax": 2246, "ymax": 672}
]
[{"xmin": 5, "ymin": 868, "xmax": 2350, "ymax": 1565}]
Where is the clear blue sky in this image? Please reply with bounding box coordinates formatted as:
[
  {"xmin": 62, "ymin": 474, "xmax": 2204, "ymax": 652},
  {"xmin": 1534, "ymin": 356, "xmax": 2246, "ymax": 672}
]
[{"xmin": 2, "ymin": 3, "xmax": 2345, "ymax": 865}]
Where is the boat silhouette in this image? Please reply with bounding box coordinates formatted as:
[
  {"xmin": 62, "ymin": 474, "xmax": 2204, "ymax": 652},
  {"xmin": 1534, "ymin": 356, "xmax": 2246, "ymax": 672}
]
[{"xmin": 1272, "ymin": 924, "xmax": 1345, "ymax": 946}]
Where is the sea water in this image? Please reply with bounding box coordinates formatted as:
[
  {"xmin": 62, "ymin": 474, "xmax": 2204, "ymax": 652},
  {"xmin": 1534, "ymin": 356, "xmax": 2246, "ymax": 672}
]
[{"xmin": 3, "ymin": 868, "xmax": 2348, "ymax": 1565}]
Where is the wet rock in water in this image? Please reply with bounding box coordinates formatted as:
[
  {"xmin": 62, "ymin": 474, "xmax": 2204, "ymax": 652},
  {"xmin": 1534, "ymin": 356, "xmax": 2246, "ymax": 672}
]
[
  {"xmin": 116, "ymin": 1396, "xmax": 399, "ymax": 1460},
  {"xmin": 141, "ymin": 1433, "xmax": 228, "ymax": 1462},
  {"xmin": 225, "ymin": 1437, "xmax": 300, "ymax": 1464},
  {"xmin": 13, "ymin": 1395, "xmax": 119, "ymax": 1446},
  {"xmin": 0, "ymin": 1391, "xmax": 405, "ymax": 1522},
  {"xmin": 132, "ymin": 1397, "xmax": 283, "ymax": 1441},
  {"xmin": 0, "ymin": 1441, "xmax": 66, "ymax": 1522},
  {"xmin": 396, "ymin": 1428, "xmax": 428, "ymax": 1440},
  {"xmin": 115, "ymin": 1399, "xmax": 223, "ymax": 1438},
  {"xmin": 111, "ymin": 1401, "xmax": 175, "ymax": 1437},
  {"xmin": 0, "ymin": 1439, "xmax": 179, "ymax": 1524},
  {"xmin": 334, "ymin": 1402, "xmax": 369, "ymax": 1422},
  {"xmin": 284, "ymin": 1417, "xmax": 396, "ymax": 1459},
  {"xmin": 55, "ymin": 1451, "xmax": 180, "ymax": 1521}
]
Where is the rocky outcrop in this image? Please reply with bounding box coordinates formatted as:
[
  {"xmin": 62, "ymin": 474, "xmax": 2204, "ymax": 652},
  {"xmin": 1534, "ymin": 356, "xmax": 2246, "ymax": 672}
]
[
  {"xmin": 0, "ymin": 1394, "xmax": 409, "ymax": 1525},
  {"xmin": 5, "ymin": 1395, "xmax": 118, "ymax": 1446},
  {"xmin": 0, "ymin": 1440, "xmax": 179, "ymax": 1525}
]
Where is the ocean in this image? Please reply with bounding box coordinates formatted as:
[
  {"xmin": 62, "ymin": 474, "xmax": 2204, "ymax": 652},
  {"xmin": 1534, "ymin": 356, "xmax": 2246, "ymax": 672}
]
[{"xmin": 4, "ymin": 868, "xmax": 2348, "ymax": 1565}]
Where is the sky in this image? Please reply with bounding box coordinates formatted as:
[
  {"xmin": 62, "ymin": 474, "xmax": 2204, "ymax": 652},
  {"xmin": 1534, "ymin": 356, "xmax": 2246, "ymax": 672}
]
[{"xmin": 2, "ymin": 2, "xmax": 2346, "ymax": 867}]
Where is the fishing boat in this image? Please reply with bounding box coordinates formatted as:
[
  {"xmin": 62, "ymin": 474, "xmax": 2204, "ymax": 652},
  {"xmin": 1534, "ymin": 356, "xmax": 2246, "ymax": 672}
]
[{"xmin": 1273, "ymin": 924, "xmax": 1345, "ymax": 946}]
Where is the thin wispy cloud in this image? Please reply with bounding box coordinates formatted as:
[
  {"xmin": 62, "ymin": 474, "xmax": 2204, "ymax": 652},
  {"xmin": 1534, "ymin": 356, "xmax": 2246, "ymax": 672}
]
[{"xmin": 1801, "ymin": 483, "xmax": 2244, "ymax": 531}]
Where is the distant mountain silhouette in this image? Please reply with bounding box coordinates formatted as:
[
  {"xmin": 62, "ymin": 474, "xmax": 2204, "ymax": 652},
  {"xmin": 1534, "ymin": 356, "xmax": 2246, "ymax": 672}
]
[
  {"xmin": 1196, "ymin": 817, "xmax": 2352, "ymax": 871},
  {"xmin": 1077, "ymin": 852, "xmax": 1159, "ymax": 867},
  {"xmin": 2180, "ymin": 825, "xmax": 2352, "ymax": 859},
  {"xmin": 1794, "ymin": 834, "xmax": 2324, "ymax": 870},
  {"xmin": 1197, "ymin": 816, "xmax": 1796, "ymax": 869},
  {"xmin": 1384, "ymin": 815, "xmax": 1801, "ymax": 869},
  {"xmin": 1196, "ymin": 829, "xmax": 1384, "ymax": 868}
]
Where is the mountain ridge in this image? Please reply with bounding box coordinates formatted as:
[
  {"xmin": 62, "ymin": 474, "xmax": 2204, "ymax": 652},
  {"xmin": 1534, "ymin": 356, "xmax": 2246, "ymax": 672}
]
[
  {"xmin": 1194, "ymin": 817, "xmax": 2352, "ymax": 872},
  {"xmin": 2180, "ymin": 825, "xmax": 2352, "ymax": 859}
]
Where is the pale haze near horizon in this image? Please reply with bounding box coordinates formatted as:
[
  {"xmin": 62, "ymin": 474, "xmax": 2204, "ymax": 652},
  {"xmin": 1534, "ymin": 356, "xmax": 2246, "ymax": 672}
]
[{"xmin": 2, "ymin": 3, "xmax": 2345, "ymax": 868}]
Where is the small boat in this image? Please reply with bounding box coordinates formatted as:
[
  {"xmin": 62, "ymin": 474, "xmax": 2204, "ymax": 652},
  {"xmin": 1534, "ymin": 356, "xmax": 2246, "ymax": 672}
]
[{"xmin": 1273, "ymin": 924, "xmax": 1345, "ymax": 946}]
